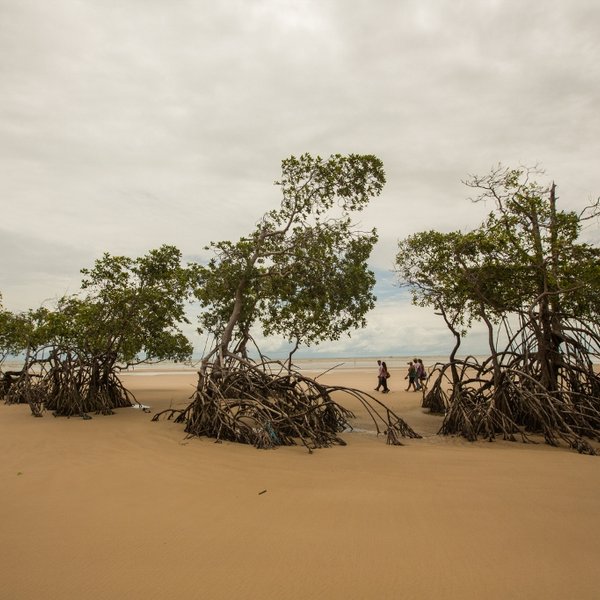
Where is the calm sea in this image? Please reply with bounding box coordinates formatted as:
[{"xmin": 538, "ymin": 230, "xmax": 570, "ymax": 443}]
[{"xmin": 2, "ymin": 355, "xmax": 484, "ymax": 376}]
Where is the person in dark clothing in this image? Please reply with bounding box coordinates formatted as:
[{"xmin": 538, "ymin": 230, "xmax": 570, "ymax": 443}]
[
  {"xmin": 405, "ymin": 361, "xmax": 417, "ymax": 391},
  {"xmin": 381, "ymin": 361, "xmax": 390, "ymax": 393}
]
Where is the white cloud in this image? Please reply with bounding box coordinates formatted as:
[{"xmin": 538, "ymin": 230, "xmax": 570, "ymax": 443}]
[{"xmin": 1, "ymin": 0, "xmax": 599, "ymax": 357}]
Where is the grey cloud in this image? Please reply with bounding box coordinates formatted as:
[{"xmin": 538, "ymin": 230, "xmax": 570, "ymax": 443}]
[
  {"xmin": 1, "ymin": 0, "xmax": 599, "ymax": 355},
  {"xmin": 0, "ymin": 228, "xmax": 90, "ymax": 310}
]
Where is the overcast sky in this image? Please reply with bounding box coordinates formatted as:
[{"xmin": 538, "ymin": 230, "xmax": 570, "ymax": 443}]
[{"xmin": 1, "ymin": 0, "xmax": 599, "ymax": 358}]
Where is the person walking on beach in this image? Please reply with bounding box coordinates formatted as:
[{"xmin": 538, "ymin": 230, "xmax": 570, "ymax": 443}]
[
  {"xmin": 405, "ymin": 361, "xmax": 417, "ymax": 391},
  {"xmin": 374, "ymin": 360, "xmax": 390, "ymax": 393},
  {"xmin": 414, "ymin": 358, "xmax": 424, "ymax": 390},
  {"xmin": 374, "ymin": 360, "xmax": 382, "ymax": 391},
  {"xmin": 381, "ymin": 361, "xmax": 390, "ymax": 393},
  {"xmin": 416, "ymin": 358, "xmax": 427, "ymax": 390}
]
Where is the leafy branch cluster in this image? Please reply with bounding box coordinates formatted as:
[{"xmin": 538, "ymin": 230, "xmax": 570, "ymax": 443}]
[{"xmin": 194, "ymin": 153, "xmax": 383, "ymax": 362}]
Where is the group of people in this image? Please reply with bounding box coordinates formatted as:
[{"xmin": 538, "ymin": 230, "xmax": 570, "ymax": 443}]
[
  {"xmin": 405, "ymin": 358, "xmax": 426, "ymax": 391},
  {"xmin": 373, "ymin": 358, "xmax": 427, "ymax": 393}
]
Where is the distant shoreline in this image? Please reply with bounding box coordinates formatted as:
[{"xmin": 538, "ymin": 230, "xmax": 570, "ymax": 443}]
[
  {"xmin": 4, "ymin": 353, "xmax": 599, "ymax": 374},
  {"xmin": 0, "ymin": 354, "xmax": 486, "ymax": 374}
]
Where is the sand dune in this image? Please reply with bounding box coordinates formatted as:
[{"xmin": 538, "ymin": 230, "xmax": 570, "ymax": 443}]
[{"xmin": 1, "ymin": 368, "xmax": 599, "ymax": 599}]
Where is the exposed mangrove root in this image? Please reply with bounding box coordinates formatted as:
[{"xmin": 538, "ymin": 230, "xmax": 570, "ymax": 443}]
[
  {"xmin": 424, "ymin": 326, "xmax": 600, "ymax": 455},
  {"xmin": 3, "ymin": 347, "xmax": 134, "ymax": 418},
  {"xmin": 0, "ymin": 370, "xmax": 25, "ymax": 398},
  {"xmin": 153, "ymin": 355, "xmax": 420, "ymax": 451}
]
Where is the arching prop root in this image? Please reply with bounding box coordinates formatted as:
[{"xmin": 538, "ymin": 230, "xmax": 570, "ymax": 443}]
[
  {"xmin": 427, "ymin": 349, "xmax": 600, "ymax": 455},
  {"xmin": 153, "ymin": 357, "xmax": 420, "ymax": 451},
  {"xmin": 3, "ymin": 349, "xmax": 135, "ymax": 418}
]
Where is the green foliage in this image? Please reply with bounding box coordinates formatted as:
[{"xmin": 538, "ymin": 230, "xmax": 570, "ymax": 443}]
[
  {"xmin": 396, "ymin": 166, "xmax": 600, "ymax": 338},
  {"xmin": 73, "ymin": 244, "xmax": 194, "ymax": 365},
  {"xmin": 397, "ymin": 230, "xmax": 476, "ymax": 335},
  {"xmin": 0, "ymin": 294, "xmax": 53, "ymax": 365},
  {"xmin": 0, "ymin": 298, "xmax": 31, "ymax": 364},
  {"xmin": 15, "ymin": 245, "xmax": 195, "ymax": 367},
  {"xmin": 3, "ymin": 244, "xmax": 195, "ymax": 370},
  {"xmin": 194, "ymin": 153, "xmax": 385, "ymax": 353}
]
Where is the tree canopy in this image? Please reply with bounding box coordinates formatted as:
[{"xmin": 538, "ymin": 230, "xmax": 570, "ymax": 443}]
[
  {"xmin": 194, "ymin": 153, "xmax": 384, "ymax": 361},
  {"xmin": 0, "ymin": 295, "xmax": 31, "ymax": 367},
  {"xmin": 76, "ymin": 244, "xmax": 194, "ymax": 365}
]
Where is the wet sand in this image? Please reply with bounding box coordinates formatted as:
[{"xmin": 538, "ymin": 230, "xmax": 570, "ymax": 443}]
[{"xmin": 1, "ymin": 367, "xmax": 599, "ymax": 599}]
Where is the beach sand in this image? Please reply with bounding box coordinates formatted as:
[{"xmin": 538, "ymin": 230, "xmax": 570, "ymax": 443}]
[{"xmin": 1, "ymin": 367, "xmax": 599, "ymax": 599}]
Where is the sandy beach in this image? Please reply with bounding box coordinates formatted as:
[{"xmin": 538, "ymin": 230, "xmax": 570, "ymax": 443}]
[{"xmin": 1, "ymin": 366, "xmax": 599, "ymax": 599}]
